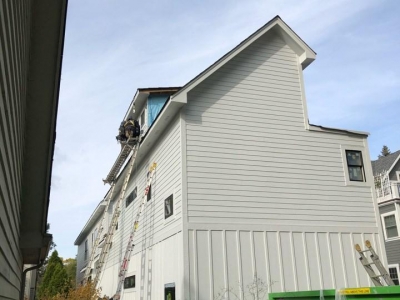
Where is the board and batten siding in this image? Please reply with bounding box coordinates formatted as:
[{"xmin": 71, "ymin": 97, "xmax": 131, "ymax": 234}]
[
  {"xmin": 0, "ymin": 1, "xmax": 32, "ymax": 298},
  {"xmin": 95, "ymin": 114, "xmax": 183, "ymax": 296},
  {"xmin": 184, "ymin": 31, "xmax": 382, "ymax": 296}
]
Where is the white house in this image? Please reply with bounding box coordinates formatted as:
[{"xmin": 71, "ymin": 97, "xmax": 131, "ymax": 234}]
[{"xmin": 75, "ymin": 16, "xmax": 387, "ymax": 299}]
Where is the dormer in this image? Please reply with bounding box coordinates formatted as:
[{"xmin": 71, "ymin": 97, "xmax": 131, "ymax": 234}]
[{"xmin": 124, "ymin": 87, "xmax": 180, "ymax": 136}]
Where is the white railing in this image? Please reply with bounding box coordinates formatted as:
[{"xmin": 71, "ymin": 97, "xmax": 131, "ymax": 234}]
[{"xmin": 375, "ymin": 181, "xmax": 400, "ymax": 203}]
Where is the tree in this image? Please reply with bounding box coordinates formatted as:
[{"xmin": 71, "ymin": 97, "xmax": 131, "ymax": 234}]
[
  {"xmin": 37, "ymin": 250, "xmax": 71, "ymax": 299},
  {"xmin": 64, "ymin": 257, "xmax": 77, "ymax": 288},
  {"xmin": 37, "ymin": 240, "xmax": 57, "ymax": 284},
  {"xmin": 378, "ymin": 145, "xmax": 391, "ymax": 158}
]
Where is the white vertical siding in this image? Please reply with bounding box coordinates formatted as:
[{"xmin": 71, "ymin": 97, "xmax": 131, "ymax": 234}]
[
  {"xmin": 187, "ymin": 229, "xmax": 381, "ymax": 298},
  {"xmin": 0, "ymin": 1, "xmax": 31, "ymax": 298},
  {"xmin": 98, "ymin": 232, "xmax": 183, "ymax": 300}
]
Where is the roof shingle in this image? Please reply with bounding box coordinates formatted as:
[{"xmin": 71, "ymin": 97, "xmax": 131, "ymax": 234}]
[{"xmin": 371, "ymin": 150, "xmax": 400, "ymax": 175}]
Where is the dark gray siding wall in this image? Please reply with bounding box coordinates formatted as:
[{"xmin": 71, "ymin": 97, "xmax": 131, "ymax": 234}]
[
  {"xmin": 389, "ymin": 159, "xmax": 400, "ymax": 181},
  {"xmin": 386, "ymin": 239, "xmax": 400, "ymax": 265},
  {"xmin": 379, "ymin": 204, "xmax": 396, "ymax": 214},
  {"xmin": 0, "ymin": 1, "xmax": 31, "ymax": 299},
  {"xmin": 379, "ymin": 203, "xmax": 400, "ymax": 265}
]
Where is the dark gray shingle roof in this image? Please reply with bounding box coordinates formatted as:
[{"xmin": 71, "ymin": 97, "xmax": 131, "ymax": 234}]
[{"xmin": 371, "ymin": 150, "xmax": 400, "ymax": 175}]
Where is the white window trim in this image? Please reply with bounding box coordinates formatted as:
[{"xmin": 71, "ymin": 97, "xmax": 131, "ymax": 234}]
[
  {"xmin": 381, "ymin": 211, "xmax": 400, "ymax": 241},
  {"xmin": 388, "ymin": 264, "xmax": 400, "ymax": 284},
  {"xmin": 140, "ymin": 104, "xmax": 148, "ymax": 131},
  {"xmin": 164, "ymin": 190, "xmax": 176, "ymax": 225},
  {"xmin": 396, "ymin": 171, "xmax": 400, "ymax": 182},
  {"xmin": 123, "ymin": 272, "xmax": 137, "ymax": 292},
  {"xmin": 340, "ymin": 145, "xmax": 369, "ymax": 186}
]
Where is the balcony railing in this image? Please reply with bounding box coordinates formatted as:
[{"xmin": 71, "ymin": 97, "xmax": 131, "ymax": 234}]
[{"xmin": 375, "ymin": 181, "xmax": 400, "ymax": 203}]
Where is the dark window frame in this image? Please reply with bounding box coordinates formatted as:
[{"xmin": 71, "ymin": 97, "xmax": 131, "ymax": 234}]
[
  {"xmin": 345, "ymin": 150, "xmax": 365, "ymax": 182},
  {"xmin": 124, "ymin": 275, "xmax": 136, "ymax": 289},
  {"xmin": 389, "ymin": 266, "xmax": 399, "ymax": 285},
  {"xmin": 147, "ymin": 184, "xmax": 152, "ymax": 202},
  {"xmin": 126, "ymin": 187, "xmax": 137, "ymax": 207},
  {"xmin": 84, "ymin": 239, "xmax": 88, "ymax": 260},
  {"xmin": 165, "ymin": 194, "xmax": 174, "ymax": 219}
]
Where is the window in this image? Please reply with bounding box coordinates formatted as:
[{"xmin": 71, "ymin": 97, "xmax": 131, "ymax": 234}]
[
  {"xmin": 345, "ymin": 150, "xmax": 365, "ymax": 182},
  {"xmin": 165, "ymin": 194, "xmax": 173, "ymax": 219},
  {"xmin": 147, "ymin": 185, "xmax": 152, "ymax": 202},
  {"xmin": 165, "ymin": 284, "xmax": 175, "ymax": 300},
  {"xmin": 84, "ymin": 240, "xmax": 88, "ymax": 260},
  {"xmin": 382, "ymin": 213, "xmax": 399, "ymax": 239},
  {"xmin": 389, "ymin": 265, "xmax": 400, "ymax": 285},
  {"xmin": 126, "ymin": 187, "xmax": 137, "ymax": 207},
  {"xmin": 124, "ymin": 275, "xmax": 136, "ymax": 289}
]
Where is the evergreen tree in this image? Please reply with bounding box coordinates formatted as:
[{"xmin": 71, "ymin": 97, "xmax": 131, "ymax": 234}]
[
  {"xmin": 378, "ymin": 145, "xmax": 391, "ymax": 158},
  {"xmin": 37, "ymin": 250, "xmax": 70, "ymax": 299}
]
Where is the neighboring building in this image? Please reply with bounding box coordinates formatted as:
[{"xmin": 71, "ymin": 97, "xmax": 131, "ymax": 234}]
[
  {"xmin": 0, "ymin": 0, "xmax": 67, "ymax": 299},
  {"xmin": 75, "ymin": 16, "xmax": 386, "ymax": 299},
  {"xmin": 372, "ymin": 150, "xmax": 400, "ymax": 285}
]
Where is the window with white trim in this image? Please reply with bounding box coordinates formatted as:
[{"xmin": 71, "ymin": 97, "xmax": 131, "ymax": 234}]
[
  {"xmin": 165, "ymin": 194, "xmax": 173, "ymax": 219},
  {"xmin": 382, "ymin": 212, "xmax": 399, "ymax": 239},
  {"xmin": 124, "ymin": 275, "xmax": 136, "ymax": 289},
  {"xmin": 345, "ymin": 150, "xmax": 365, "ymax": 182},
  {"xmin": 389, "ymin": 264, "xmax": 399, "ymax": 285},
  {"xmin": 126, "ymin": 187, "xmax": 137, "ymax": 207}
]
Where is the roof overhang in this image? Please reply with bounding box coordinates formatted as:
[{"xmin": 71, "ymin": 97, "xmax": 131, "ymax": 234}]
[
  {"xmin": 123, "ymin": 87, "xmax": 181, "ymax": 121},
  {"xmin": 170, "ymin": 16, "xmax": 316, "ymax": 105},
  {"xmin": 309, "ymin": 124, "xmax": 369, "ymax": 137},
  {"xmin": 19, "ymin": 0, "xmax": 68, "ymax": 264},
  {"xmin": 74, "ymin": 200, "xmax": 107, "ymax": 245}
]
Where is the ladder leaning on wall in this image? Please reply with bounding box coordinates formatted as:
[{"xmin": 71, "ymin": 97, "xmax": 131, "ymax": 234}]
[
  {"xmin": 112, "ymin": 162, "xmax": 157, "ymax": 300},
  {"xmin": 355, "ymin": 240, "xmax": 395, "ymax": 286},
  {"xmin": 83, "ymin": 137, "xmax": 140, "ymax": 285}
]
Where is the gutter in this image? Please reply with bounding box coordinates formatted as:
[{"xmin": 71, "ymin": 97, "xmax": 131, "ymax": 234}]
[{"xmin": 20, "ymin": 260, "xmax": 45, "ymax": 300}]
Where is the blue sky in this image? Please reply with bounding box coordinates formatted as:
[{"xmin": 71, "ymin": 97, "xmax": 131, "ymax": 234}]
[{"xmin": 50, "ymin": 0, "xmax": 400, "ymax": 258}]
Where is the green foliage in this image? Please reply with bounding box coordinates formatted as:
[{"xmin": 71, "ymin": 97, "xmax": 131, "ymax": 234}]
[
  {"xmin": 37, "ymin": 241, "xmax": 57, "ymax": 285},
  {"xmin": 38, "ymin": 250, "xmax": 71, "ymax": 299},
  {"xmin": 378, "ymin": 145, "xmax": 391, "ymax": 158},
  {"xmin": 64, "ymin": 258, "xmax": 77, "ymax": 288}
]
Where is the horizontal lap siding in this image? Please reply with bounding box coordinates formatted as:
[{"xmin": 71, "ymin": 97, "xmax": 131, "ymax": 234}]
[
  {"xmin": 0, "ymin": 1, "xmax": 31, "ymax": 299},
  {"xmin": 185, "ymin": 31, "xmax": 376, "ymax": 228},
  {"xmin": 97, "ymin": 115, "xmax": 182, "ymax": 289}
]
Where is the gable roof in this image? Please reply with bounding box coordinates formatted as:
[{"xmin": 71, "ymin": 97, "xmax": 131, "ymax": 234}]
[
  {"xmin": 371, "ymin": 150, "xmax": 400, "ymax": 175},
  {"xmin": 74, "ymin": 16, "xmax": 317, "ymax": 242},
  {"xmin": 171, "ymin": 15, "xmax": 316, "ymax": 104}
]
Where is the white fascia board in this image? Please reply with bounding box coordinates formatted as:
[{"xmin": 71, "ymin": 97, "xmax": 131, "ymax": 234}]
[
  {"xmin": 74, "ymin": 200, "xmax": 107, "ymax": 245},
  {"xmin": 388, "ymin": 154, "xmax": 400, "ymax": 174},
  {"xmin": 171, "ymin": 16, "xmax": 315, "ymax": 104}
]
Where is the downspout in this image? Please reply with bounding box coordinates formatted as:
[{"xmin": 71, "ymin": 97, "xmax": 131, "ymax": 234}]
[{"xmin": 20, "ymin": 260, "xmax": 45, "ymax": 300}]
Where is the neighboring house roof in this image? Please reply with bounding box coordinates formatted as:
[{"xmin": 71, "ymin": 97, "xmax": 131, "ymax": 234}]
[{"xmin": 371, "ymin": 150, "xmax": 400, "ymax": 175}]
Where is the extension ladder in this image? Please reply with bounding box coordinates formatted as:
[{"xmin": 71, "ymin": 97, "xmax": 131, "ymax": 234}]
[
  {"xmin": 92, "ymin": 142, "xmax": 140, "ymax": 287},
  {"xmin": 113, "ymin": 163, "xmax": 157, "ymax": 300},
  {"xmin": 83, "ymin": 184, "xmax": 116, "ymax": 281},
  {"xmin": 103, "ymin": 137, "xmax": 139, "ymax": 184},
  {"xmin": 355, "ymin": 240, "xmax": 395, "ymax": 286}
]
